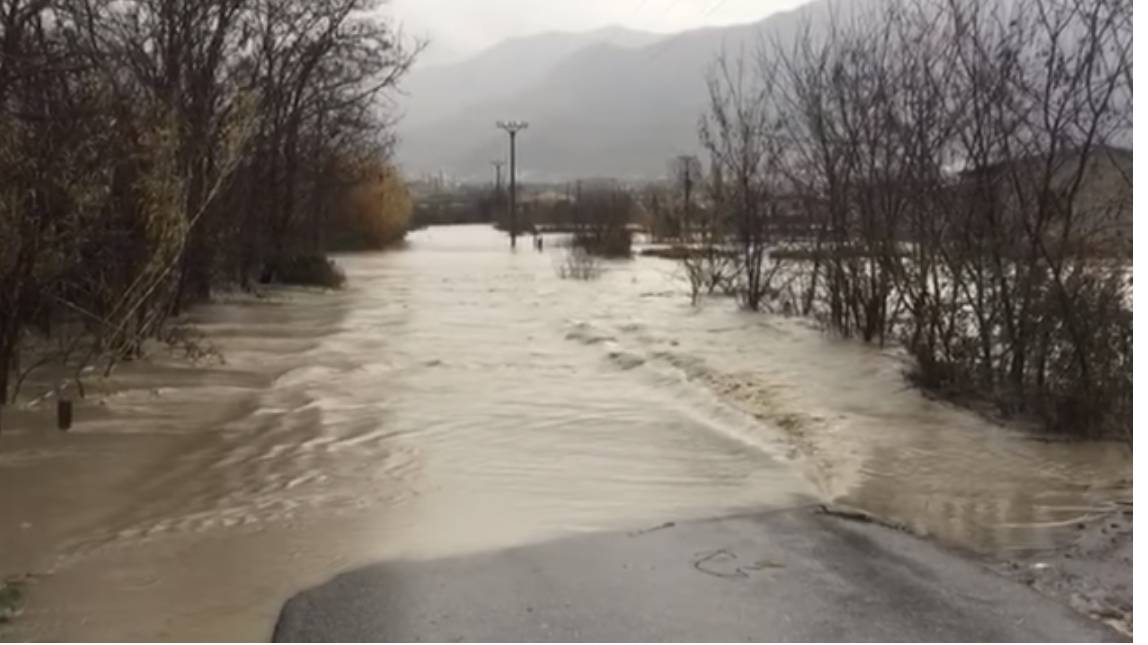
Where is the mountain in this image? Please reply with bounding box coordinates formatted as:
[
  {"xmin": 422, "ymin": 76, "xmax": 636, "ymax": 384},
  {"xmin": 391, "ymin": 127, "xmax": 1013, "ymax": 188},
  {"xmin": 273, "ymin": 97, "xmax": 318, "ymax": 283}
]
[
  {"xmin": 398, "ymin": 27, "xmax": 665, "ymax": 133},
  {"xmin": 394, "ymin": 0, "xmax": 860, "ymax": 181}
]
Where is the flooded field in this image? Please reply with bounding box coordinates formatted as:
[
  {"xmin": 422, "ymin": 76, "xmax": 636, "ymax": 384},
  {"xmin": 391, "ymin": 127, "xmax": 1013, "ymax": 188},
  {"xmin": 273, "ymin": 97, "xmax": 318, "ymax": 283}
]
[{"xmin": 0, "ymin": 225, "xmax": 1131, "ymax": 640}]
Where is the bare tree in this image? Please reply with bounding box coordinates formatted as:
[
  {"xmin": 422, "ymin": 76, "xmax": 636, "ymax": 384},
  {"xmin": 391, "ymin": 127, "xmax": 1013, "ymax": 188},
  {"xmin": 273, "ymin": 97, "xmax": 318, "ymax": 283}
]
[
  {"xmin": 0, "ymin": 0, "xmax": 419, "ymax": 422},
  {"xmin": 700, "ymin": 50, "xmax": 788, "ymax": 311},
  {"xmin": 702, "ymin": 0, "xmax": 1131, "ymax": 438}
]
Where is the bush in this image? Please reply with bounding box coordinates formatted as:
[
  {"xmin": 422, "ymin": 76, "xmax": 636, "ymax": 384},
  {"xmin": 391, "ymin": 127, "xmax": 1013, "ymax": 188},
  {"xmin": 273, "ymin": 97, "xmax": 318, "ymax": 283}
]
[
  {"xmin": 567, "ymin": 186, "xmax": 636, "ymax": 258},
  {"xmin": 261, "ymin": 255, "xmax": 346, "ymax": 288},
  {"xmin": 573, "ymin": 228, "xmax": 632, "ymax": 258},
  {"xmin": 555, "ymin": 246, "xmax": 603, "ymax": 280},
  {"xmin": 326, "ymin": 159, "xmax": 412, "ymax": 250},
  {"xmin": 0, "ymin": 579, "xmax": 23, "ymax": 624}
]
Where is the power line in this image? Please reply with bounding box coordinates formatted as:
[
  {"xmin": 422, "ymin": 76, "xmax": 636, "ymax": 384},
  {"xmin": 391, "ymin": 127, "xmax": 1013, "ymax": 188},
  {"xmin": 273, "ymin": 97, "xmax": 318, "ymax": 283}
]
[
  {"xmin": 701, "ymin": 0, "xmax": 731, "ymax": 19},
  {"xmin": 646, "ymin": 0, "xmax": 730, "ymax": 59},
  {"xmin": 660, "ymin": 0, "xmax": 690, "ymax": 24},
  {"xmin": 644, "ymin": 0, "xmax": 694, "ymax": 58}
]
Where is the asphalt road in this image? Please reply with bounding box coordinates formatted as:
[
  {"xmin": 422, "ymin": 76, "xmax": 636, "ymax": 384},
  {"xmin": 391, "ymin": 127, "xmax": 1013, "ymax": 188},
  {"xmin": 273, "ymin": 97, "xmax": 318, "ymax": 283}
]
[{"xmin": 274, "ymin": 507, "xmax": 1124, "ymax": 642}]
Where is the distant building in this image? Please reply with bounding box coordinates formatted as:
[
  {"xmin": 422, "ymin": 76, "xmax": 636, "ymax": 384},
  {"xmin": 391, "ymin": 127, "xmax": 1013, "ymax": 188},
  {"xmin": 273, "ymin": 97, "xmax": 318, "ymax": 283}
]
[{"xmin": 957, "ymin": 146, "xmax": 1132, "ymax": 256}]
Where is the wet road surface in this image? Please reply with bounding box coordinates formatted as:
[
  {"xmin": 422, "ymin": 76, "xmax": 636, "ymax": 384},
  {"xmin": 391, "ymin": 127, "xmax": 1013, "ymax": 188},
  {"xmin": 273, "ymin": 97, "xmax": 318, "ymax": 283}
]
[{"xmin": 275, "ymin": 508, "xmax": 1123, "ymax": 642}]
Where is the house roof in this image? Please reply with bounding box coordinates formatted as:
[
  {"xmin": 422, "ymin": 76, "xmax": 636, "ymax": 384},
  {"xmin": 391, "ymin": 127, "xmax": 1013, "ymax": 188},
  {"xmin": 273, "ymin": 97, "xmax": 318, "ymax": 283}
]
[{"xmin": 959, "ymin": 145, "xmax": 1132, "ymax": 178}]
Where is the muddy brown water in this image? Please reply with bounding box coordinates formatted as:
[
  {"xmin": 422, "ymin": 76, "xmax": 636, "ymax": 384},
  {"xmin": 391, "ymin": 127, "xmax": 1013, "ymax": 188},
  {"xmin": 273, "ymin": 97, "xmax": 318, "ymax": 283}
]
[{"xmin": 0, "ymin": 225, "xmax": 1131, "ymax": 640}]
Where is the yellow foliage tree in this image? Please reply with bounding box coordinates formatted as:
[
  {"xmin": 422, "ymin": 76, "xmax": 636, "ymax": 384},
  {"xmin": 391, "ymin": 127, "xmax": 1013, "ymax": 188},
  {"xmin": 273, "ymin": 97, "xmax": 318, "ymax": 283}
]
[{"xmin": 330, "ymin": 159, "xmax": 413, "ymax": 249}]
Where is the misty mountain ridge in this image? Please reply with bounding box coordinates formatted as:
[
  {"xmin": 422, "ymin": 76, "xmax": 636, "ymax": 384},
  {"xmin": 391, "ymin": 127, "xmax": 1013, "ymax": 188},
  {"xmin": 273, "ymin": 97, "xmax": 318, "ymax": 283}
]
[
  {"xmin": 399, "ymin": 26, "xmax": 665, "ymax": 133},
  {"xmin": 395, "ymin": 0, "xmax": 865, "ymax": 182}
]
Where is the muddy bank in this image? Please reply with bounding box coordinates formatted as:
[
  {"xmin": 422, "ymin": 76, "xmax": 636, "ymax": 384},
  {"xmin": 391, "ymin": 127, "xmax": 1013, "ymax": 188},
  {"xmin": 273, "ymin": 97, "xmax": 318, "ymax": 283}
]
[
  {"xmin": 992, "ymin": 507, "xmax": 1133, "ymax": 637},
  {"xmin": 817, "ymin": 499, "xmax": 1133, "ymax": 638}
]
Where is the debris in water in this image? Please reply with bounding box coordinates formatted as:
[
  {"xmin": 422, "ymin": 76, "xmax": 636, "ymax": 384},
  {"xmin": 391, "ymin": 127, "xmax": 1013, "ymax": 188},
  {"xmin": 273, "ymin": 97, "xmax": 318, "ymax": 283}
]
[{"xmin": 628, "ymin": 521, "xmax": 676, "ymax": 537}]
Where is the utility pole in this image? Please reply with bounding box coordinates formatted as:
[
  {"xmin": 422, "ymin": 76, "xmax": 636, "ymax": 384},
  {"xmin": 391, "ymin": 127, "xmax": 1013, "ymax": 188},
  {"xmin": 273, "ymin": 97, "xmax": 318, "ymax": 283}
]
[
  {"xmin": 681, "ymin": 157, "xmax": 693, "ymax": 239},
  {"xmin": 672, "ymin": 155, "xmax": 700, "ymax": 239},
  {"xmin": 491, "ymin": 160, "xmax": 504, "ymax": 195},
  {"xmin": 496, "ymin": 120, "xmax": 529, "ymax": 249},
  {"xmin": 490, "ymin": 161, "xmax": 505, "ymax": 224}
]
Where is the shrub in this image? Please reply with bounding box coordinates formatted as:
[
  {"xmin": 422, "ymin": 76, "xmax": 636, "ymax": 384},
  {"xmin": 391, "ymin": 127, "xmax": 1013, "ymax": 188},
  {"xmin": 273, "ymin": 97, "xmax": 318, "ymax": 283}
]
[
  {"xmin": 555, "ymin": 246, "xmax": 603, "ymax": 281},
  {"xmin": 567, "ymin": 186, "xmax": 636, "ymax": 258},
  {"xmin": 261, "ymin": 255, "xmax": 346, "ymax": 289},
  {"xmin": 327, "ymin": 159, "xmax": 413, "ymax": 250}
]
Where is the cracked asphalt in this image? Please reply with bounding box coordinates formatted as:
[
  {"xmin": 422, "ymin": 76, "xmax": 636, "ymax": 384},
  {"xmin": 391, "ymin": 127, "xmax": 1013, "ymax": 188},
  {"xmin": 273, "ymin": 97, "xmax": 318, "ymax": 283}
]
[{"xmin": 274, "ymin": 508, "xmax": 1125, "ymax": 642}]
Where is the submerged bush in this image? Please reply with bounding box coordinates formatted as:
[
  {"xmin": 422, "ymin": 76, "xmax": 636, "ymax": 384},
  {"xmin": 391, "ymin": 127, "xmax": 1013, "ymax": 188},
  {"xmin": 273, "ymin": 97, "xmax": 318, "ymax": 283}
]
[
  {"xmin": 0, "ymin": 579, "xmax": 23, "ymax": 624},
  {"xmin": 262, "ymin": 255, "xmax": 347, "ymax": 289},
  {"xmin": 567, "ymin": 186, "xmax": 636, "ymax": 258},
  {"xmin": 573, "ymin": 228, "xmax": 633, "ymax": 258},
  {"xmin": 554, "ymin": 246, "xmax": 603, "ymax": 281}
]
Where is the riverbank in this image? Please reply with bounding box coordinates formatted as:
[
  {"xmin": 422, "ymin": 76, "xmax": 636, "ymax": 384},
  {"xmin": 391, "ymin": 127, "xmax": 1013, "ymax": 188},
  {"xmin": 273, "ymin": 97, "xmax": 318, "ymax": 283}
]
[
  {"xmin": 993, "ymin": 506, "xmax": 1133, "ymax": 636},
  {"xmin": 817, "ymin": 499, "xmax": 1133, "ymax": 638}
]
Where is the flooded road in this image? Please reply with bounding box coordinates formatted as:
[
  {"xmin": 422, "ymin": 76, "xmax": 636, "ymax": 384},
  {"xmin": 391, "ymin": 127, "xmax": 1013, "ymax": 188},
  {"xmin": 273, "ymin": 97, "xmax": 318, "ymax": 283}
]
[{"xmin": 0, "ymin": 225, "xmax": 1131, "ymax": 640}]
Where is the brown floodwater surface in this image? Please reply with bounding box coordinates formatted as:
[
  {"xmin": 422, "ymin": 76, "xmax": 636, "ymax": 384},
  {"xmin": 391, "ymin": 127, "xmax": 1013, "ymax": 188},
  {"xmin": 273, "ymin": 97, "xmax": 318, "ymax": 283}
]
[{"xmin": 0, "ymin": 225, "xmax": 1131, "ymax": 640}]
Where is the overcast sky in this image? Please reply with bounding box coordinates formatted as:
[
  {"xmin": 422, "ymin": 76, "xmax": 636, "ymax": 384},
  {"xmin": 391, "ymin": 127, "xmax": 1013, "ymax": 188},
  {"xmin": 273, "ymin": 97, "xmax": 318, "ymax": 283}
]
[{"xmin": 385, "ymin": 0, "xmax": 809, "ymax": 67}]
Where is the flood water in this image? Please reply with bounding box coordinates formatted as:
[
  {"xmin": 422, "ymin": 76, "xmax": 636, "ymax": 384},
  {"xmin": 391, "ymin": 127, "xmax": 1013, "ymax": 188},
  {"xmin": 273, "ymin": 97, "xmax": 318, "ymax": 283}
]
[{"xmin": 0, "ymin": 225, "xmax": 1131, "ymax": 640}]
